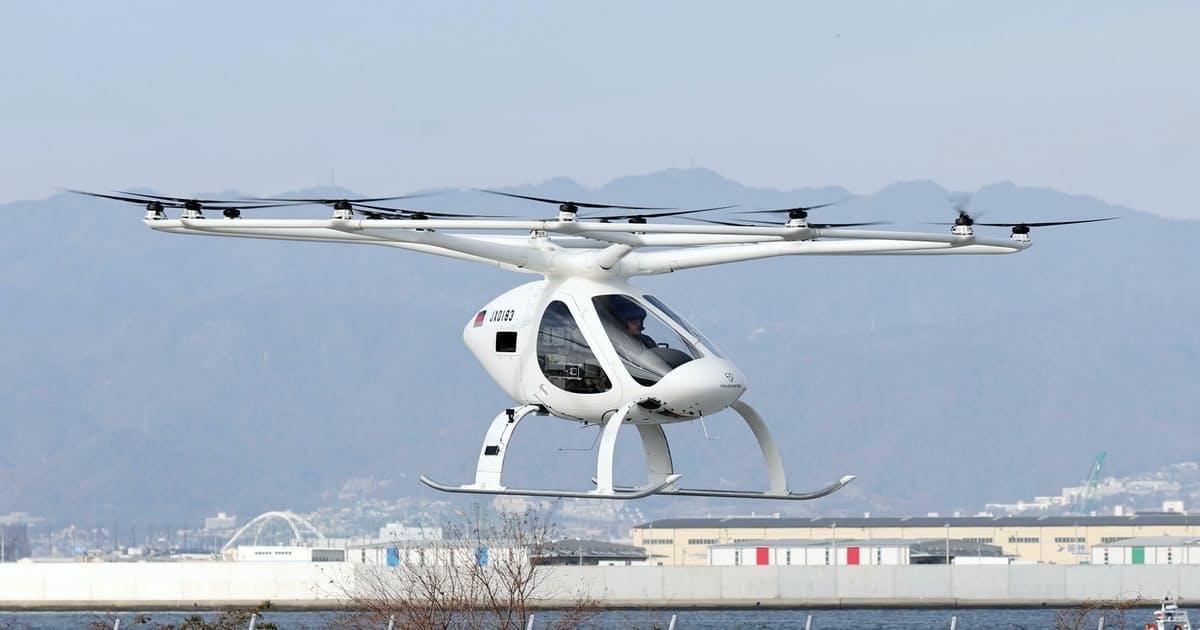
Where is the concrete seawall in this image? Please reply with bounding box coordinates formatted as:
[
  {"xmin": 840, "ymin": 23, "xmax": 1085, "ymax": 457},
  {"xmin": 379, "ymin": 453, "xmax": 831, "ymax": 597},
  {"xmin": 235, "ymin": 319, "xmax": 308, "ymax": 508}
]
[{"xmin": 1, "ymin": 563, "xmax": 1196, "ymax": 609}]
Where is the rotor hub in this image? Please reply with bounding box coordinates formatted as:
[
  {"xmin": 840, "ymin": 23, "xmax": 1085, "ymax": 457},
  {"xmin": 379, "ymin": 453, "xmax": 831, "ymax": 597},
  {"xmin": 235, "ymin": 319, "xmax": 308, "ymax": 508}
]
[
  {"xmin": 559, "ymin": 203, "xmax": 578, "ymax": 214},
  {"xmin": 628, "ymin": 216, "xmax": 647, "ymax": 224},
  {"xmin": 144, "ymin": 201, "xmax": 166, "ymax": 220},
  {"xmin": 223, "ymin": 208, "xmax": 241, "ymax": 219},
  {"xmin": 184, "ymin": 199, "xmax": 202, "ymax": 211},
  {"xmin": 954, "ymin": 213, "xmax": 974, "ymax": 226},
  {"xmin": 333, "ymin": 200, "xmax": 352, "ymax": 211},
  {"xmin": 788, "ymin": 209, "xmax": 809, "ymax": 220},
  {"xmin": 1012, "ymin": 224, "xmax": 1030, "ymax": 235}
]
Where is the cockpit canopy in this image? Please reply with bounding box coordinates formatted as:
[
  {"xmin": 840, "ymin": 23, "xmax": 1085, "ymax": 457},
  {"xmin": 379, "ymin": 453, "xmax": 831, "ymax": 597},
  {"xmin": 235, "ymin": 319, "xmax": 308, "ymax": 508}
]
[{"xmin": 536, "ymin": 292, "xmax": 721, "ymax": 392}]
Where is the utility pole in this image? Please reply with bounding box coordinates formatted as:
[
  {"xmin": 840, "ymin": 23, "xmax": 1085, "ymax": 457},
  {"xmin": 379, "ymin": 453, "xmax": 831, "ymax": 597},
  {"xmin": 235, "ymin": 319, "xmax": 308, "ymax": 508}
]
[
  {"xmin": 945, "ymin": 523, "xmax": 950, "ymax": 565},
  {"xmin": 832, "ymin": 522, "xmax": 838, "ymax": 595}
]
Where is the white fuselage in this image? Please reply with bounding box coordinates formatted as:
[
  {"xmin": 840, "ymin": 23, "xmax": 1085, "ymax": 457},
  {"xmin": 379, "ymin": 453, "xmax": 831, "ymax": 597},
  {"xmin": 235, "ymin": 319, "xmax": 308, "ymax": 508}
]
[{"xmin": 463, "ymin": 276, "xmax": 746, "ymax": 425}]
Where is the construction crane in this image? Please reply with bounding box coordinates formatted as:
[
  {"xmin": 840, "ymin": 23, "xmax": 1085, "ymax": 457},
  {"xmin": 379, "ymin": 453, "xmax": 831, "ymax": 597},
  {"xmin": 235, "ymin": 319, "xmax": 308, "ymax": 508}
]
[{"xmin": 1074, "ymin": 452, "xmax": 1107, "ymax": 515}]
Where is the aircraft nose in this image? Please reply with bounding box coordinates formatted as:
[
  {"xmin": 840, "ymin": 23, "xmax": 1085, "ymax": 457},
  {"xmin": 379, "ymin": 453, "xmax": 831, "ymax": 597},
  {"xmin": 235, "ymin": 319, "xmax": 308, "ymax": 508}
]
[{"xmin": 647, "ymin": 357, "xmax": 747, "ymax": 418}]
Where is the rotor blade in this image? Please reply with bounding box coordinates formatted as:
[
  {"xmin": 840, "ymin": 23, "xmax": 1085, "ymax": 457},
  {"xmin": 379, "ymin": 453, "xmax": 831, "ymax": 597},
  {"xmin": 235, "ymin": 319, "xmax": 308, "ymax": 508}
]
[
  {"xmin": 251, "ymin": 193, "xmax": 433, "ymax": 204},
  {"xmin": 681, "ymin": 217, "xmax": 758, "ymax": 227},
  {"xmin": 204, "ymin": 202, "xmax": 313, "ymax": 210},
  {"xmin": 685, "ymin": 216, "xmax": 887, "ymax": 229},
  {"xmin": 976, "ymin": 217, "xmax": 1119, "ymax": 228},
  {"xmin": 588, "ymin": 205, "xmax": 737, "ymax": 220},
  {"xmin": 733, "ymin": 200, "xmax": 846, "ymax": 215},
  {"xmin": 810, "ymin": 221, "xmax": 889, "ymax": 228},
  {"xmin": 74, "ymin": 189, "xmax": 312, "ymax": 210},
  {"xmin": 66, "ymin": 189, "xmax": 184, "ymax": 206},
  {"xmin": 477, "ymin": 189, "xmax": 672, "ymax": 210},
  {"xmin": 354, "ymin": 202, "xmax": 510, "ymax": 218},
  {"xmin": 113, "ymin": 190, "xmax": 267, "ymax": 205},
  {"xmin": 354, "ymin": 194, "xmax": 434, "ymax": 203},
  {"xmin": 730, "ymin": 218, "xmax": 787, "ymax": 226}
]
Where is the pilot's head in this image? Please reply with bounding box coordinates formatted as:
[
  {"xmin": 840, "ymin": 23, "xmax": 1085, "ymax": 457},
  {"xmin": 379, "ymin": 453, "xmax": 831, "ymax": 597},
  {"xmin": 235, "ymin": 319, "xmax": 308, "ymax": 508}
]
[{"xmin": 616, "ymin": 301, "xmax": 648, "ymax": 335}]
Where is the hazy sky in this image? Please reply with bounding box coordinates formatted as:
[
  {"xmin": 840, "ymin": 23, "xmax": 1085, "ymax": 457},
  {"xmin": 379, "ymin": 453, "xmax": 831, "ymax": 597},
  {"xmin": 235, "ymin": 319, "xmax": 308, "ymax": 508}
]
[{"xmin": 2, "ymin": 2, "xmax": 1196, "ymax": 217}]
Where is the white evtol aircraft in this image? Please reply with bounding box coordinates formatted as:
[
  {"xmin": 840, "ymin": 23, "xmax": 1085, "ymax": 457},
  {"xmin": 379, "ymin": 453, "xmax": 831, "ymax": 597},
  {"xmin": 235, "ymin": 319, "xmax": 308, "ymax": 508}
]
[{"xmin": 71, "ymin": 188, "xmax": 1114, "ymax": 501}]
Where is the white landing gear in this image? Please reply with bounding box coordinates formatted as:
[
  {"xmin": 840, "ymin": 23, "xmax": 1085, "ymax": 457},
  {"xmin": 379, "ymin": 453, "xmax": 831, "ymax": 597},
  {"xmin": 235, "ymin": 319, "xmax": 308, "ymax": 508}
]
[
  {"xmin": 419, "ymin": 400, "xmax": 853, "ymax": 501},
  {"xmin": 606, "ymin": 401, "xmax": 855, "ymax": 500},
  {"xmin": 419, "ymin": 403, "xmax": 682, "ymax": 500}
]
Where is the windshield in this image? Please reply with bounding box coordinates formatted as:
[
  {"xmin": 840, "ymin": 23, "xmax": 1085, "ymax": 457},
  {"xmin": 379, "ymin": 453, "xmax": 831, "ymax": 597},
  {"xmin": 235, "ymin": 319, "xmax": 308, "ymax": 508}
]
[
  {"xmin": 643, "ymin": 294, "xmax": 724, "ymax": 358},
  {"xmin": 592, "ymin": 294, "xmax": 697, "ymax": 386}
]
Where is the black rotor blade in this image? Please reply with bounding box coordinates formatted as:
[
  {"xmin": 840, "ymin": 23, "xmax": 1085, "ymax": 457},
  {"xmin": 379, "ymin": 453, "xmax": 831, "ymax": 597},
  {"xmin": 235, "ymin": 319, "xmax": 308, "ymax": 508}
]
[
  {"xmin": 67, "ymin": 189, "xmax": 184, "ymax": 206},
  {"xmin": 681, "ymin": 217, "xmax": 759, "ymax": 227},
  {"xmin": 354, "ymin": 202, "xmax": 510, "ymax": 219},
  {"xmin": 477, "ymin": 189, "xmax": 671, "ymax": 210},
  {"xmin": 731, "ymin": 218, "xmax": 788, "ymax": 226},
  {"xmin": 252, "ymin": 193, "xmax": 433, "ymax": 204},
  {"xmin": 684, "ymin": 216, "xmax": 887, "ymax": 229},
  {"xmin": 588, "ymin": 205, "xmax": 737, "ymax": 220},
  {"xmin": 354, "ymin": 194, "xmax": 433, "ymax": 203},
  {"xmin": 204, "ymin": 202, "xmax": 312, "ymax": 210},
  {"xmin": 733, "ymin": 200, "xmax": 846, "ymax": 215},
  {"xmin": 113, "ymin": 190, "xmax": 269, "ymax": 205},
  {"xmin": 975, "ymin": 217, "xmax": 1118, "ymax": 228},
  {"xmin": 810, "ymin": 222, "xmax": 889, "ymax": 228}
]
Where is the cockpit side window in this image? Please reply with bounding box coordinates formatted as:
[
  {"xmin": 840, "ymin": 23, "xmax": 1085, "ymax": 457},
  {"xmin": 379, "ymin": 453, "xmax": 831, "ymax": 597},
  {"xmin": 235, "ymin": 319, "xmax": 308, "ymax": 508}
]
[
  {"xmin": 592, "ymin": 294, "xmax": 697, "ymax": 387},
  {"xmin": 537, "ymin": 300, "xmax": 612, "ymax": 394}
]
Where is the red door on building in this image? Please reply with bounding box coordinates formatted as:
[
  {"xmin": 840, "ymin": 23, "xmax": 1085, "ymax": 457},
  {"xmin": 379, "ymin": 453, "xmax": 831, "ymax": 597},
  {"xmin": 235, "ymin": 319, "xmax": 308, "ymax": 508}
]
[
  {"xmin": 756, "ymin": 547, "xmax": 769, "ymax": 565},
  {"xmin": 847, "ymin": 547, "xmax": 860, "ymax": 565}
]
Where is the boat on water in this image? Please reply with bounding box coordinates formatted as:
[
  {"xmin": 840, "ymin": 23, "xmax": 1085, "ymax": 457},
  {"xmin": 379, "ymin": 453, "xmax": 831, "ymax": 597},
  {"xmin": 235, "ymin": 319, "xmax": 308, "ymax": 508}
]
[{"xmin": 1147, "ymin": 595, "xmax": 1192, "ymax": 630}]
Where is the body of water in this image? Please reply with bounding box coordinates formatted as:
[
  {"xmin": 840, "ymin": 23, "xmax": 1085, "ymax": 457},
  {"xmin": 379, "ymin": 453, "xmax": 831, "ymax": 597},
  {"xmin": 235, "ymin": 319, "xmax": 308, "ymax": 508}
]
[{"xmin": 0, "ymin": 606, "xmax": 1176, "ymax": 629}]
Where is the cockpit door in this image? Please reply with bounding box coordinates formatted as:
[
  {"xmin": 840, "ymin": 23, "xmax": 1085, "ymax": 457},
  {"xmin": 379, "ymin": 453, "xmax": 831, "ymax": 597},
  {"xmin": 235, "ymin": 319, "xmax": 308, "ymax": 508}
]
[{"xmin": 526, "ymin": 294, "xmax": 622, "ymax": 419}]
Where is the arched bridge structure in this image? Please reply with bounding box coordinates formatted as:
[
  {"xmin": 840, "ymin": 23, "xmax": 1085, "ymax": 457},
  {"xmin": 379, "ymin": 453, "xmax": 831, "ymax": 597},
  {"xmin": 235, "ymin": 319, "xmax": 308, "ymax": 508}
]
[{"xmin": 220, "ymin": 510, "xmax": 326, "ymax": 554}]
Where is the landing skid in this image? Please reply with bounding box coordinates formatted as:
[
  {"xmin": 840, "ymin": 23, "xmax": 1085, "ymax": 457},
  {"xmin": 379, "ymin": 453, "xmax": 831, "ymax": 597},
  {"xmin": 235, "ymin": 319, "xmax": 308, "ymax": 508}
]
[
  {"xmin": 420, "ymin": 473, "xmax": 683, "ymax": 500},
  {"xmin": 421, "ymin": 400, "xmax": 855, "ymax": 501},
  {"xmin": 605, "ymin": 474, "xmax": 856, "ymax": 501}
]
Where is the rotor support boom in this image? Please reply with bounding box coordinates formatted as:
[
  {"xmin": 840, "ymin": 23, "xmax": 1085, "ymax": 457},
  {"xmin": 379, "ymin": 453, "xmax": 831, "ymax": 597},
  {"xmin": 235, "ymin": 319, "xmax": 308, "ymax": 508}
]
[{"xmin": 149, "ymin": 217, "xmax": 1030, "ymax": 279}]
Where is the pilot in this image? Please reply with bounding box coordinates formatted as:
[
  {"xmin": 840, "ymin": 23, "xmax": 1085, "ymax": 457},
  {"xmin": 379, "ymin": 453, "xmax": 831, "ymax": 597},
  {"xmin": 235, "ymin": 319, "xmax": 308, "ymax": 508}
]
[{"xmin": 617, "ymin": 301, "xmax": 657, "ymax": 349}]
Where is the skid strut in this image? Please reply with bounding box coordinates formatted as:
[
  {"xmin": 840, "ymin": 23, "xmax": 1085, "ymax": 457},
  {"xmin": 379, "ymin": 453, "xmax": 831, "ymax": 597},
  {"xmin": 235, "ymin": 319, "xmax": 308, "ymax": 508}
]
[
  {"xmin": 607, "ymin": 400, "xmax": 855, "ymax": 500},
  {"xmin": 421, "ymin": 400, "xmax": 853, "ymax": 500},
  {"xmin": 420, "ymin": 402, "xmax": 681, "ymax": 499}
]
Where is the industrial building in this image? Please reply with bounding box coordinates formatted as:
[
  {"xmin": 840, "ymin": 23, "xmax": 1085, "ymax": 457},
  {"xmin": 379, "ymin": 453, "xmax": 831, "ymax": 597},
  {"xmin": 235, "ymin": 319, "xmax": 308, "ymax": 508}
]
[
  {"xmin": 1090, "ymin": 536, "xmax": 1200, "ymax": 565},
  {"xmin": 230, "ymin": 539, "xmax": 641, "ymax": 567},
  {"xmin": 633, "ymin": 514, "xmax": 1200, "ymax": 565},
  {"xmin": 708, "ymin": 538, "xmax": 1007, "ymax": 566}
]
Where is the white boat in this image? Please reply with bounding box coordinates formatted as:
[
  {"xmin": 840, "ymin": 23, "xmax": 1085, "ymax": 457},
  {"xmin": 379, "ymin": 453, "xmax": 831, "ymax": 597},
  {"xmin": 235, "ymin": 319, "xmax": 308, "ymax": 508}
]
[{"xmin": 1148, "ymin": 595, "xmax": 1192, "ymax": 630}]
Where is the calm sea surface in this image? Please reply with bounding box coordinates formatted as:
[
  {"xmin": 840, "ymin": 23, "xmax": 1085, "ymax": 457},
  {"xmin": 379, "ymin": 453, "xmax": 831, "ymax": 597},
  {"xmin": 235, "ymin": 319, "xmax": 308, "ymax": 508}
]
[{"xmin": 0, "ymin": 606, "xmax": 1182, "ymax": 629}]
